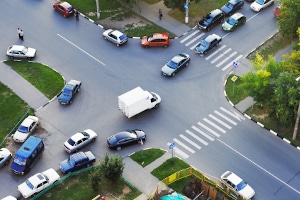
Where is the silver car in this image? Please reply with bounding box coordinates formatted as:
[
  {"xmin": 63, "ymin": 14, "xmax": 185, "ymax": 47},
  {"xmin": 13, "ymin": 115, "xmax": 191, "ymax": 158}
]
[
  {"xmin": 6, "ymin": 45, "xmax": 37, "ymax": 59},
  {"xmin": 103, "ymin": 29, "xmax": 128, "ymax": 46},
  {"xmin": 0, "ymin": 148, "xmax": 12, "ymax": 167},
  {"xmin": 63, "ymin": 129, "xmax": 97, "ymax": 153}
]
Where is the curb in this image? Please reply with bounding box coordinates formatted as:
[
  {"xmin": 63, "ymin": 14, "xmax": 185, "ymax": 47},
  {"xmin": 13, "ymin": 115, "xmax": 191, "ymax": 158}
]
[{"xmin": 224, "ymin": 70, "xmax": 300, "ymax": 151}]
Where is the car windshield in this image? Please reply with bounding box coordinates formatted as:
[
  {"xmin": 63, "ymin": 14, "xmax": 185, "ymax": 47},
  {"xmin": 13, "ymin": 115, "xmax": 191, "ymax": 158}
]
[
  {"xmin": 200, "ymin": 40, "xmax": 209, "ymax": 48},
  {"xmin": 109, "ymin": 135, "xmax": 117, "ymax": 143},
  {"xmin": 67, "ymin": 138, "xmax": 75, "ymax": 146},
  {"xmin": 147, "ymin": 36, "xmax": 153, "ymax": 41},
  {"xmin": 236, "ymin": 181, "xmax": 247, "ymax": 191},
  {"xmin": 225, "ymin": 2, "xmax": 233, "ymax": 8},
  {"xmin": 62, "ymin": 88, "xmax": 72, "ymax": 96},
  {"xmin": 13, "ymin": 155, "xmax": 26, "ymax": 166},
  {"xmin": 26, "ymin": 180, "xmax": 34, "ymax": 190},
  {"xmin": 22, "ymin": 47, "xmax": 28, "ymax": 54},
  {"xmin": 69, "ymin": 157, "xmax": 75, "ymax": 166},
  {"xmin": 256, "ymin": 0, "xmax": 264, "ymax": 5},
  {"xmin": 227, "ymin": 18, "xmax": 237, "ymax": 25},
  {"xmin": 167, "ymin": 60, "xmax": 178, "ymax": 69},
  {"xmin": 67, "ymin": 6, "xmax": 73, "ymax": 12},
  {"xmin": 18, "ymin": 125, "xmax": 29, "ymax": 133},
  {"xmin": 204, "ymin": 15, "xmax": 213, "ymax": 23},
  {"xmin": 119, "ymin": 35, "xmax": 127, "ymax": 40}
]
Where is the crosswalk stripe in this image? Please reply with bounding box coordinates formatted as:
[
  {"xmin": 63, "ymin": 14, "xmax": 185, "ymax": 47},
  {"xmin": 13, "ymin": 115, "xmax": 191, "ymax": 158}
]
[
  {"xmin": 197, "ymin": 122, "xmax": 220, "ymax": 137},
  {"xmin": 190, "ymin": 42, "xmax": 200, "ymax": 50},
  {"xmin": 205, "ymin": 45, "xmax": 226, "ymax": 60},
  {"xmin": 180, "ymin": 30, "xmax": 200, "ymax": 43},
  {"xmin": 220, "ymin": 107, "xmax": 245, "ymax": 121},
  {"xmin": 185, "ymin": 33, "xmax": 205, "ymax": 46},
  {"xmin": 222, "ymin": 54, "xmax": 243, "ymax": 71},
  {"xmin": 211, "ymin": 48, "xmax": 232, "ymax": 64},
  {"xmin": 173, "ymin": 146, "xmax": 189, "ymax": 159},
  {"xmin": 180, "ymin": 134, "xmax": 201, "ymax": 149},
  {"xmin": 209, "ymin": 114, "xmax": 232, "ymax": 129},
  {"xmin": 214, "ymin": 111, "xmax": 237, "ymax": 125},
  {"xmin": 186, "ymin": 130, "xmax": 208, "ymax": 145},
  {"xmin": 216, "ymin": 51, "xmax": 237, "ymax": 67},
  {"xmin": 203, "ymin": 118, "xmax": 226, "ymax": 133},
  {"xmin": 174, "ymin": 138, "xmax": 195, "ymax": 153},
  {"xmin": 192, "ymin": 126, "xmax": 214, "ymax": 141}
]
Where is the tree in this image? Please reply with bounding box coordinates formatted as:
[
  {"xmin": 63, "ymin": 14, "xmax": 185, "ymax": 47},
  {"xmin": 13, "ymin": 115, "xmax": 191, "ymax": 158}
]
[
  {"xmin": 100, "ymin": 152, "xmax": 124, "ymax": 182},
  {"xmin": 277, "ymin": 0, "xmax": 300, "ymax": 39}
]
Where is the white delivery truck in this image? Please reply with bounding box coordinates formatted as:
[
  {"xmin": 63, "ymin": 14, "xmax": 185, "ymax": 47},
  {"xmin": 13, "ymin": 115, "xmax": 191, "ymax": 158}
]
[{"xmin": 118, "ymin": 87, "xmax": 161, "ymax": 118}]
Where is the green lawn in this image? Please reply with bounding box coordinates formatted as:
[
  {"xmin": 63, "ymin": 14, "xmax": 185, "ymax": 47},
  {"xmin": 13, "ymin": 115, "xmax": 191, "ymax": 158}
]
[{"xmin": 130, "ymin": 148, "xmax": 166, "ymax": 167}]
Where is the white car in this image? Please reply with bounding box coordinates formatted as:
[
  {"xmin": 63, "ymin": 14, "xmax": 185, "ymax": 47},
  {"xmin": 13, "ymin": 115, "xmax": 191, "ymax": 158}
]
[
  {"xmin": 63, "ymin": 129, "xmax": 97, "ymax": 153},
  {"xmin": 17, "ymin": 168, "xmax": 60, "ymax": 198},
  {"xmin": 0, "ymin": 148, "xmax": 12, "ymax": 167},
  {"xmin": 13, "ymin": 115, "xmax": 39, "ymax": 143},
  {"xmin": 103, "ymin": 29, "xmax": 128, "ymax": 46},
  {"xmin": 220, "ymin": 171, "xmax": 255, "ymax": 199},
  {"xmin": 6, "ymin": 45, "xmax": 37, "ymax": 59},
  {"xmin": 250, "ymin": 0, "xmax": 274, "ymax": 12},
  {"xmin": 1, "ymin": 196, "xmax": 17, "ymax": 200}
]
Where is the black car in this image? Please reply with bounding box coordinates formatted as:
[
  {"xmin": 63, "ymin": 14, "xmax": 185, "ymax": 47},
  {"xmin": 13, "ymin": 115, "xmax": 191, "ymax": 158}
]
[
  {"xmin": 107, "ymin": 129, "xmax": 146, "ymax": 150},
  {"xmin": 161, "ymin": 53, "xmax": 190, "ymax": 77},
  {"xmin": 58, "ymin": 79, "xmax": 81, "ymax": 105},
  {"xmin": 195, "ymin": 34, "xmax": 222, "ymax": 55},
  {"xmin": 221, "ymin": 0, "xmax": 244, "ymax": 16},
  {"xmin": 198, "ymin": 9, "xmax": 224, "ymax": 31}
]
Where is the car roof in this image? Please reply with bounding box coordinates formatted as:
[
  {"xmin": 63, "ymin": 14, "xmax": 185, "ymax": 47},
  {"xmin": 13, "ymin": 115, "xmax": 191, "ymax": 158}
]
[
  {"xmin": 171, "ymin": 54, "xmax": 186, "ymax": 63},
  {"xmin": 111, "ymin": 30, "xmax": 125, "ymax": 37},
  {"xmin": 29, "ymin": 173, "xmax": 45, "ymax": 186},
  {"xmin": 229, "ymin": 0, "xmax": 242, "ymax": 5},
  {"xmin": 224, "ymin": 171, "xmax": 243, "ymax": 185},
  {"xmin": 205, "ymin": 34, "xmax": 217, "ymax": 42},
  {"xmin": 21, "ymin": 117, "xmax": 35, "ymax": 127},
  {"xmin": 152, "ymin": 33, "xmax": 169, "ymax": 39},
  {"xmin": 71, "ymin": 132, "xmax": 85, "ymax": 142},
  {"xmin": 231, "ymin": 12, "xmax": 244, "ymax": 20},
  {"xmin": 11, "ymin": 45, "xmax": 25, "ymax": 51},
  {"xmin": 70, "ymin": 152, "xmax": 87, "ymax": 161},
  {"xmin": 209, "ymin": 9, "xmax": 223, "ymax": 17},
  {"xmin": 60, "ymin": 2, "xmax": 72, "ymax": 8}
]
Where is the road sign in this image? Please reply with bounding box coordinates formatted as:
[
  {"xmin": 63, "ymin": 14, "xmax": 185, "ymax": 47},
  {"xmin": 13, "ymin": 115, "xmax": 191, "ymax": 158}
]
[
  {"xmin": 184, "ymin": 3, "xmax": 189, "ymax": 9},
  {"xmin": 169, "ymin": 142, "xmax": 175, "ymax": 149},
  {"xmin": 233, "ymin": 61, "xmax": 238, "ymax": 68}
]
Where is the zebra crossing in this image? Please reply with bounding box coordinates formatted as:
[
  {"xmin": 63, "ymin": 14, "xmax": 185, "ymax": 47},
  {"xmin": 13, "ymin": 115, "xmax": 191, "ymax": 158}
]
[
  {"xmin": 179, "ymin": 29, "xmax": 244, "ymax": 71},
  {"xmin": 167, "ymin": 107, "xmax": 245, "ymax": 159}
]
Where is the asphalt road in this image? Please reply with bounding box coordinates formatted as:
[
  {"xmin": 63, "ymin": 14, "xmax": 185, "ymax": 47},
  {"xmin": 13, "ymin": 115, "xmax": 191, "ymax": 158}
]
[{"xmin": 1, "ymin": 0, "xmax": 300, "ymax": 199}]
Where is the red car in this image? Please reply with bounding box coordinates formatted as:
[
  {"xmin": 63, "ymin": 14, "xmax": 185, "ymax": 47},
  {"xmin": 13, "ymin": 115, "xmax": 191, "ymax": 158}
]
[
  {"xmin": 53, "ymin": 1, "xmax": 74, "ymax": 17},
  {"xmin": 141, "ymin": 33, "xmax": 170, "ymax": 48},
  {"xmin": 273, "ymin": 4, "xmax": 283, "ymax": 18}
]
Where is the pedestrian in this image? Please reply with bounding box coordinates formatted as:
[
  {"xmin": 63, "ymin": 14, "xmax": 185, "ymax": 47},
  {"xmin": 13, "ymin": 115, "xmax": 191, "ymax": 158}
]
[
  {"xmin": 17, "ymin": 28, "xmax": 21, "ymax": 39},
  {"xmin": 19, "ymin": 29, "xmax": 24, "ymax": 40},
  {"xmin": 159, "ymin": 9, "xmax": 163, "ymax": 20},
  {"xmin": 74, "ymin": 9, "xmax": 79, "ymax": 20}
]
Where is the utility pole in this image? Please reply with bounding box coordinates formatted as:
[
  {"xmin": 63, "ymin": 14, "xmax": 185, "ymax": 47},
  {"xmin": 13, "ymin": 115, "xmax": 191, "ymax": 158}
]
[
  {"xmin": 292, "ymin": 77, "xmax": 300, "ymax": 140},
  {"xmin": 96, "ymin": 0, "xmax": 100, "ymax": 19},
  {"xmin": 184, "ymin": 0, "xmax": 189, "ymax": 23}
]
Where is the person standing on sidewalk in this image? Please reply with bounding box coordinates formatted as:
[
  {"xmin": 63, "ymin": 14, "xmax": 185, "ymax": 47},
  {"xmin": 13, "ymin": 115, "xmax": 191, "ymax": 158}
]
[
  {"xmin": 159, "ymin": 9, "xmax": 163, "ymax": 20},
  {"xmin": 17, "ymin": 28, "xmax": 21, "ymax": 39},
  {"xmin": 19, "ymin": 29, "xmax": 24, "ymax": 40}
]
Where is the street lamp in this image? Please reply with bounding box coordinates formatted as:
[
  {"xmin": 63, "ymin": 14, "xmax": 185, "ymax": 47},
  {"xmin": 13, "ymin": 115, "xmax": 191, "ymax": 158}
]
[{"xmin": 292, "ymin": 77, "xmax": 300, "ymax": 140}]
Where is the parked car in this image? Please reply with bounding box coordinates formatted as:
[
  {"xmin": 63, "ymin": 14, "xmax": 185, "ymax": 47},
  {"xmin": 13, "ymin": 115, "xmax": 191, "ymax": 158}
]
[
  {"xmin": 1, "ymin": 196, "xmax": 17, "ymax": 200},
  {"xmin": 58, "ymin": 79, "xmax": 81, "ymax": 105},
  {"xmin": 250, "ymin": 0, "xmax": 274, "ymax": 12},
  {"xmin": 17, "ymin": 168, "xmax": 60, "ymax": 199},
  {"xmin": 222, "ymin": 12, "xmax": 246, "ymax": 32},
  {"xmin": 103, "ymin": 29, "xmax": 128, "ymax": 46},
  {"xmin": 161, "ymin": 53, "xmax": 190, "ymax": 77},
  {"xmin": 0, "ymin": 148, "xmax": 12, "ymax": 168},
  {"xmin": 64, "ymin": 129, "xmax": 97, "ymax": 153},
  {"xmin": 141, "ymin": 33, "xmax": 170, "ymax": 48},
  {"xmin": 59, "ymin": 151, "xmax": 96, "ymax": 173},
  {"xmin": 221, "ymin": 0, "xmax": 244, "ymax": 16},
  {"xmin": 107, "ymin": 129, "xmax": 146, "ymax": 150},
  {"xmin": 13, "ymin": 115, "xmax": 39, "ymax": 143},
  {"xmin": 220, "ymin": 171, "xmax": 255, "ymax": 200},
  {"xmin": 6, "ymin": 45, "xmax": 36, "ymax": 60},
  {"xmin": 198, "ymin": 9, "xmax": 224, "ymax": 31},
  {"xmin": 53, "ymin": 1, "xmax": 74, "ymax": 17},
  {"xmin": 195, "ymin": 34, "xmax": 222, "ymax": 55}
]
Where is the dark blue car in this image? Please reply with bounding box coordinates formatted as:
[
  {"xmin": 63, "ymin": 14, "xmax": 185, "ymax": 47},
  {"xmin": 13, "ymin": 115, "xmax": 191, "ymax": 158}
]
[
  {"xmin": 195, "ymin": 34, "xmax": 222, "ymax": 56},
  {"xmin": 58, "ymin": 79, "xmax": 81, "ymax": 105},
  {"xmin": 59, "ymin": 151, "xmax": 95, "ymax": 173}
]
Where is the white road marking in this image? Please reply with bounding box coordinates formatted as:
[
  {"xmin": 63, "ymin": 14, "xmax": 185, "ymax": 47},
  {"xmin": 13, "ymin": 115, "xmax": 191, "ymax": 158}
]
[
  {"xmin": 222, "ymin": 54, "xmax": 243, "ymax": 71},
  {"xmin": 192, "ymin": 126, "xmax": 214, "ymax": 141},
  {"xmin": 174, "ymin": 138, "xmax": 195, "ymax": 153},
  {"xmin": 209, "ymin": 114, "xmax": 232, "ymax": 129},
  {"xmin": 180, "ymin": 30, "xmax": 200, "ymax": 43},
  {"xmin": 203, "ymin": 118, "xmax": 226, "ymax": 133},
  {"xmin": 186, "ymin": 130, "xmax": 208, "ymax": 145},
  {"xmin": 220, "ymin": 107, "xmax": 245, "ymax": 121},
  {"xmin": 205, "ymin": 45, "xmax": 226, "ymax": 60},
  {"xmin": 218, "ymin": 139, "xmax": 300, "ymax": 195},
  {"xmin": 214, "ymin": 111, "xmax": 237, "ymax": 125},
  {"xmin": 180, "ymin": 134, "xmax": 201, "ymax": 149},
  {"xmin": 57, "ymin": 34, "xmax": 105, "ymax": 65},
  {"xmin": 216, "ymin": 51, "xmax": 237, "ymax": 67},
  {"xmin": 211, "ymin": 48, "xmax": 232, "ymax": 64},
  {"xmin": 198, "ymin": 122, "xmax": 221, "ymax": 137},
  {"xmin": 185, "ymin": 33, "xmax": 205, "ymax": 46}
]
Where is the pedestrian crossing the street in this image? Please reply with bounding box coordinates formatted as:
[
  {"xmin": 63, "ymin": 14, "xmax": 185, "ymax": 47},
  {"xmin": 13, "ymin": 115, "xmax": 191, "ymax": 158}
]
[
  {"xmin": 167, "ymin": 107, "xmax": 245, "ymax": 160},
  {"xmin": 179, "ymin": 29, "xmax": 244, "ymax": 71}
]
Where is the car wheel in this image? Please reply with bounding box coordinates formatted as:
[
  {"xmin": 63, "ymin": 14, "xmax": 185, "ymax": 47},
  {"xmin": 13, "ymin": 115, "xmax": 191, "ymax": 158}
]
[
  {"xmin": 204, "ymin": 51, "xmax": 208, "ymax": 55},
  {"xmin": 117, "ymin": 43, "xmax": 120, "ymax": 47},
  {"xmin": 207, "ymin": 27, "xmax": 211, "ymax": 31},
  {"xmin": 171, "ymin": 72, "xmax": 175, "ymax": 77},
  {"xmin": 69, "ymin": 100, "xmax": 73, "ymax": 104},
  {"xmin": 145, "ymin": 45, "xmax": 149, "ymax": 48},
  {"xmin": 64, "ymin": 14, "xmax": 67, "ymax": 17},
  {"xmin": 4, "ymin": 160, "xmax": 9, "ymax": 165},
  {"xmin": 87, "ymin": 164, "xmax": 91, "ymax": 168},
  {"xmin": 116, "ymin": 146, "xmax": 121, "ymax": 151},
  {"xmin": 154, "ymin": 103, "xmax": 159, "ymax": 108},
  {"xmin": 164, "ymin": 45, "xmax": 168, "ymax": 48},
  {"xmin": 186, "ymin": 62, "xmax": 189, "ymax": 67},
  {"xmin": 92, "ymin": 138, "xmax": 96, "ymax": 142},
  {"xmin": 78, "ymin": 88, "xmax": 80, "ymax": 92},
  {"xmin": 9, "ymin": 56, "xmax": 14, "ymax": 60}
]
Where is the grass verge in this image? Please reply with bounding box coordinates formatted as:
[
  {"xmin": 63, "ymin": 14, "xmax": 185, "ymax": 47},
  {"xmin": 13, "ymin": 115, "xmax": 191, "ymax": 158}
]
[{"xmin": 130, "ymin": 148, "xmax": 166, "ymax": 167}]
